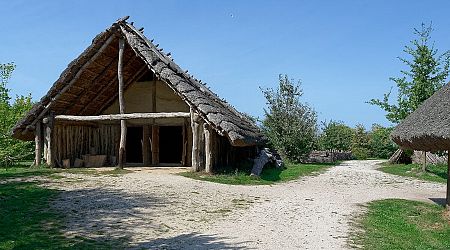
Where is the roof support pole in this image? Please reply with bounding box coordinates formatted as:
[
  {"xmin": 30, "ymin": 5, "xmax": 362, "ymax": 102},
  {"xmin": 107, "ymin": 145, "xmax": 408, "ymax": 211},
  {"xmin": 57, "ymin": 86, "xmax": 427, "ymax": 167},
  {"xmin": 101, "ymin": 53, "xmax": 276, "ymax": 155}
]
[
  {"xmin": 151, "ymin": 126, "xmax": 159, "ymax": 165},
  {"xmin": 142, "ymin": 125, "xmax": 150, "ymax": 166},
  {"xmin": 117, "ymin": 38, "xmax": 127, "ymax": 169},
  {"xmin": 44, "ymin": 114, "xmax": 55, "ymax": 167},
  {"xmin": 191, "ymin": 108, "xmax": 200, "ymax": 171},
  {"xmin": 204, "ymin": 123, "xmax": 212, "ymax": 173},
  {"xmin": 34, "ymin": 121, "xmax": 42, "ymax": 166},
  {"xmin": 447, "ymin": 151, "xmax": 450, "ymax": 208}
]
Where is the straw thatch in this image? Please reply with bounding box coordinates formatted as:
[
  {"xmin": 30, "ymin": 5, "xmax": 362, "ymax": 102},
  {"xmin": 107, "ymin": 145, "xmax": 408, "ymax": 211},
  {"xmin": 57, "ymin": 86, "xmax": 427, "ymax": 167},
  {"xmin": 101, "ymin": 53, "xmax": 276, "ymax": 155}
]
[
  {"xmin": 12, "ymin": 17, "xmax": 264, "ymax": 147},
  {"xmin": 391, "ymin": 82, "xmax": 450, "ymax": 152}
]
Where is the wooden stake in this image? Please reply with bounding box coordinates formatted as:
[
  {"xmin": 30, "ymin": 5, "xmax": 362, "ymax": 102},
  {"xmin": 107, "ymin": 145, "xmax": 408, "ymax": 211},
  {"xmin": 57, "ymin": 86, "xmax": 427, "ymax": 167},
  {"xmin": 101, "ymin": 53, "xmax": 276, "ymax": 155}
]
[
  {"xmin": 117, "ymin": 38, "xmax": 127, "ymax": 169},
  {"xmin": 34, "ymin": 121, "xmax": 42, "ymax": 166}
]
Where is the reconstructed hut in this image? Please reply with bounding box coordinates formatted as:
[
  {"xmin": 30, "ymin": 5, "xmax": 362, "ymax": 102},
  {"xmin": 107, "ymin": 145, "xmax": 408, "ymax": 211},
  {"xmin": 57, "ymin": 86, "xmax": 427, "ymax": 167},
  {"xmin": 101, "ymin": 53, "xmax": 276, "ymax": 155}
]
[
  {"xmin": 12, "ymin": 17, "xmax": 265, "ymax": 172},
  {"xmin": 391, "ymin": 82, "xmax": 450, "ymax": 206}
]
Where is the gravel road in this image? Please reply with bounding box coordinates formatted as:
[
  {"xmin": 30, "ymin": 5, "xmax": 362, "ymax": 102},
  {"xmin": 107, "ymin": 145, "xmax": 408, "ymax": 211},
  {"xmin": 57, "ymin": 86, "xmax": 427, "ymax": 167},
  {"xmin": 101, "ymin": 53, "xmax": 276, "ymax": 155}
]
[{"xmin": 46, "ymin": 160, "xmax": 445, "ymax": 249}]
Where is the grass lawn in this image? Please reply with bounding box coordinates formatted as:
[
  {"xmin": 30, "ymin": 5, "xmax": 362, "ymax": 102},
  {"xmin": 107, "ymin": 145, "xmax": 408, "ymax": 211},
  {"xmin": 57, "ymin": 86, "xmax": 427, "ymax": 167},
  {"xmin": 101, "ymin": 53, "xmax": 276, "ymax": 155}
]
[
  {"xmin": 352, "ymin": 199, "xmax": 450, "ymax": 250},
  {"xmin": 0, "ymin": 165, "xmax": 131, "ymax": 249},
  {"xmin": 379, "ymin": 163, "xmax": 447, "ymax": 183},
  {"xmin": 179, "ymin": 162, "xmax": 337, "ymax": 185}
]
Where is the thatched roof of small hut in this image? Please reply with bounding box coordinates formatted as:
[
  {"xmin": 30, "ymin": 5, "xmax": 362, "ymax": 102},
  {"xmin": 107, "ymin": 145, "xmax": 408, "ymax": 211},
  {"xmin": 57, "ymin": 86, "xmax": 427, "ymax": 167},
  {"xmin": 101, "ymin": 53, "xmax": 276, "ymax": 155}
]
[
  {"xmin": 12, "ymin": 17, "xmax": 264, "ymax": 147},
  {"xmin": 391, "ymin": 82, "xmax": 450, "ymax": 151}
]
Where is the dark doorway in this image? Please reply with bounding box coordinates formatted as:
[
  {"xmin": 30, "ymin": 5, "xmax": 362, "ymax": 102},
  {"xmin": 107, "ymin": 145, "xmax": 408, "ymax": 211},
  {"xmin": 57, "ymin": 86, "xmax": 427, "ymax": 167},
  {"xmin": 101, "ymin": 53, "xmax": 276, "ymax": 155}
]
[
  {"xmin": 126, "ymin": 126, "xmax": 143, "ymax": 163},
  {"xmin": 159, "ymin": 126, "xmax": 183, "ymax": 164}
]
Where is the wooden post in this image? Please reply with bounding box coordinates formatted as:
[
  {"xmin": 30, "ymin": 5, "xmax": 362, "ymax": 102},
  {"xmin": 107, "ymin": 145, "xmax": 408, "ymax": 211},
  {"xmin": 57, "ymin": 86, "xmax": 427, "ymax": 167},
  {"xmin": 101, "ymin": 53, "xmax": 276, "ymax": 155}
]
[
  {"xmin": 182, "ymin": 121, "xmax": 186, "ymax": 166},
  {"xmin": 117, "ymin": 38, "xmax": 127, "ymax": 169},
  {"xmin": 447, "ymin": 151, "xmax": 450, "ymax": 208},
  {"xmin": 204, "ymin": 123, "xmax": 212, "ymax": 173},
  {"xmin": 44, "ymin": 115, "xmax": 55, "ymax": 167},
  {"xmin": 422, "ymin": 151, "xmax": 427, "ymax": 172},
  {"xmin": 190, "ymin": 108, "xmax": 200, "ymax": 171},
  {"xmin": 143, "ymin": 125, "xmax": 150, "ymax": 165},
  {"xmin": 34, "ymin": 121, "xmax": 42, "ymax": 166},
  {"xmin": 151, "ymin": 126, "xmax": 159, "ymax": 165}
]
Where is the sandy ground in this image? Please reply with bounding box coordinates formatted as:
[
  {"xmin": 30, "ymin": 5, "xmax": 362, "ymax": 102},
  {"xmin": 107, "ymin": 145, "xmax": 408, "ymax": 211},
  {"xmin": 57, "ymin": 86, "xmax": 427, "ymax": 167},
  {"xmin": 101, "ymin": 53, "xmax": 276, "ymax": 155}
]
[{"xmin": 44, "ymin": 160, "xmax": 445, "ymax": 249}]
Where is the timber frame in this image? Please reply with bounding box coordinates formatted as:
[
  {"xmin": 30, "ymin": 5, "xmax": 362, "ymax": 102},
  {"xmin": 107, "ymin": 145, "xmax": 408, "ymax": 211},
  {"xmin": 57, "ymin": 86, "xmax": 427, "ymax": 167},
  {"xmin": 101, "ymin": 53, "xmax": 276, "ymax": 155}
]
[{"xmin": 13, "ymin": 17, "xmax": 265, "ymax": 172}]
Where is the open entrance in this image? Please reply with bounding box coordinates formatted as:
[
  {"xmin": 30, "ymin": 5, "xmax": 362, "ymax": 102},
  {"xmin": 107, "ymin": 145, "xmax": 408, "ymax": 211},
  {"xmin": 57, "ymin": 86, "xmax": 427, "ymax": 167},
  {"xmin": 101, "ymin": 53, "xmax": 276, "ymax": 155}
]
[
  {"xmin": 159, "ymin": 126, "xmax": 183, "ymax": 164},
  {"xmin": 126, "ymin": 126, "xmax": 143, "ymax": 164}
]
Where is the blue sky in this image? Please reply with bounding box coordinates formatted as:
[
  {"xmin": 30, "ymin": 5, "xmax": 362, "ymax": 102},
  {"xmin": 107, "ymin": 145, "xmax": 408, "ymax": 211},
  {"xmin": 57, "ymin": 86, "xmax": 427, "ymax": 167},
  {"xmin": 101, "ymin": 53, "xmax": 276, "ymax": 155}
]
[{"xmin": 2, "ymin": 0, "xmax": 450, "ymax": 128}]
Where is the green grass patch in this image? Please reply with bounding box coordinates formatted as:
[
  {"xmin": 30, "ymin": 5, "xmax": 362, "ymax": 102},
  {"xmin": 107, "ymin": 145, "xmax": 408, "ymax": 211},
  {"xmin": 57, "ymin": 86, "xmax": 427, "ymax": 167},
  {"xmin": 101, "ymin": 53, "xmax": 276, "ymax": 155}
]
[
  {"xmin": 0, "ymin": 180, "xmax": 128, "ymax": 249},
  {"xmin": 0, "ymin": 165, "xmax": 132, "ymax": 180},
  {"xmin": 352, "ymin": 199, "xmax": 450, "ymax": 250},
  {"xmin": 0, "ymin": 165, "xmax": 132, "ymax": 249},
  {"xmin": 379, "ymin": 163, "xmax": 447, "ymax": 183},
  {"xmin": 179, "ymin": 162, "xmax": 336, "ymax": 185}
]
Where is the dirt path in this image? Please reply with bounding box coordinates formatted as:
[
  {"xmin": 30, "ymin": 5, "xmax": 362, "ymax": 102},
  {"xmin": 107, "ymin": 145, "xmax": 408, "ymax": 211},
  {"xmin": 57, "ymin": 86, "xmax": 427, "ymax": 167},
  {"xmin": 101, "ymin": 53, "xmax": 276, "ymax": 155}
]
[{"xmin": 46, "ymin": 160, "xmax": 444, "ymax": 249}]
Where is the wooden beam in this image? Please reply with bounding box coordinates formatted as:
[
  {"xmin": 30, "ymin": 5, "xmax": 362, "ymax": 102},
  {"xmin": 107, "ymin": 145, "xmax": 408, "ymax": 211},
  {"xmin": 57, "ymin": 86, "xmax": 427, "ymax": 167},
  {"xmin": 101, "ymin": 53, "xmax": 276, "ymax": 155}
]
[
  {"xmin": 34, "ymin": 121, "xmax": 42, "ymax": 166},
  {"xmin": 45, "ymin": 114, "xmax": 55, "ymax": 167},
  {"xmin": 79, "ymin": 57, "xmax": 144, "ymax": 115},
  {"xmin": 151, "ymin": 126, "xmax": 159, "ymax": 165},
  {"xmin": 96, "ymin": 64, "xmax": 148, "ymax": 114},
  {"xmin": 204, "ymin": 123, "xmax": 212, "ymax": 173},
  {"xmin": 27, "ymin": 35, "xmax": 116, "ymax": 130},
  {"xmin": 63, "ymin": 51, "xmax": 119, "ymax": 115},
  {"xmin": 55, "ymin": 112, "xmax": 190, "ymax": 121},
  {"xmin": 190, "ymin": 108, "xmax": 200, "ymax": 171},
  {"xmin": 143, "ymin": 125, "xmax": 150, "ymax": 165},
  {"xmin": 118, "ymin": 38, "xmax": 126, "ymax": 169}
]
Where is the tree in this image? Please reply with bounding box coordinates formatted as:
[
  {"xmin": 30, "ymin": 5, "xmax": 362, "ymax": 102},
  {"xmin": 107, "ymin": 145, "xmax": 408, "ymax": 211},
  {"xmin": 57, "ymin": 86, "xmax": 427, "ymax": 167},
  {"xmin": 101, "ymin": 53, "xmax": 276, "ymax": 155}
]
[
  {"xmin": 0, "ymin": 63, "xmax": 34, "ymax": 168},
  {"xmin": 261, "ymin": 74, "xmax": 318, "ymax": 162},
  {"xmin": 319, "ymin": 120, "xmax": 353, "ymax": 152},
  {"xmin": 368, "ymin": 124, "xmax": 398, "ymax": 159},
  {"xmin": 369, "ymin": 23, "xmax": 450, "ymax": 123},
  {"xmin": 351, "ymin": 124, "xmax": 370, "ymax": 160}
]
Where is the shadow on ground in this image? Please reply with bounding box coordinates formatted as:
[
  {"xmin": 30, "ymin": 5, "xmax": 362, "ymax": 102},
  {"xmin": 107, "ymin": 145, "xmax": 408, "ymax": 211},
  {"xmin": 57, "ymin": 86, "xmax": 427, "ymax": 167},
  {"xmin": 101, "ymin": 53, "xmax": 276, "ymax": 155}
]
[
  {"xmin": 130, "ymin": 233, "xmax": 250, "ymax": 249},
  {"xmin": 429, "ymin": 197, "xmax": 446, "ymax": 206}
]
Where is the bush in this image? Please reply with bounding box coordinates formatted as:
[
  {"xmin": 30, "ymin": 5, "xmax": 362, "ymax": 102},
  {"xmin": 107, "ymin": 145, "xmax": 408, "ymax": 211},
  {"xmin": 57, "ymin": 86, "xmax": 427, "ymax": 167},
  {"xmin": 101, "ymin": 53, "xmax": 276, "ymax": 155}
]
[
  {"xmin": 351, "ymin": 124, "xmax": 370, "ymax": 160},
  {"xmin": 261, "ymin": 75, "xmax": 318, "ymax": 162},
  {"xmin": 368, "ymin": 124, "xmax": 398, "ymax": 159},
  {"xmin": 0, "ymin": 63, "xmax": 34, "ymax": 168},
  {"xmin": 319, "ymin": 120, "xmax": 353, "ymax": 152},
  {"xmin": 352, "ymin": 147, "xmax": 370, "ymax": 160}
]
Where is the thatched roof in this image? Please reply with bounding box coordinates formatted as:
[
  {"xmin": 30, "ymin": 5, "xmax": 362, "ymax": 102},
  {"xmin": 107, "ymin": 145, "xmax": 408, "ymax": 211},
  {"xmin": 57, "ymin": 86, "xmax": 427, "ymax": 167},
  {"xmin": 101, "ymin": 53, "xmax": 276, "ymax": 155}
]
[
  {"xmin": 391, "ymin": 82, "xmax": 450, "ymax": 151},
  {"xmin": 12, "ymin": 17, "xmax": 264, "ymax": 147}
]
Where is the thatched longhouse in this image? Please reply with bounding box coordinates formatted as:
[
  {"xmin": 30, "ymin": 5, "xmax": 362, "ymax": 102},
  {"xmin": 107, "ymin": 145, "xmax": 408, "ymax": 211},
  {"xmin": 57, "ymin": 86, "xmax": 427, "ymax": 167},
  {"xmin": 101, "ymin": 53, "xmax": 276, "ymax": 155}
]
[
  {"xmin": 391, "ymin": 82, "xmax": 450, "ymax": 206},
  {"xmin": 12, "ymin": 17, "xmax": 265, "ymax": 171}
]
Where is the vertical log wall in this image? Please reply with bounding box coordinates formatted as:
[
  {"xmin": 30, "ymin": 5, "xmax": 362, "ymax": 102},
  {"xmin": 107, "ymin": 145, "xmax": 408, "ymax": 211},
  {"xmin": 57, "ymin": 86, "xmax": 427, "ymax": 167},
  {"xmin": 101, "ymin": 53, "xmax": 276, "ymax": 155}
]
[
  {"xmin": 53, "ymin": 124, "xmax": 120, "ymax": 165},
  {"xmin": 190, "ymin": 108, "xmax": 258, "ymax": 173}
]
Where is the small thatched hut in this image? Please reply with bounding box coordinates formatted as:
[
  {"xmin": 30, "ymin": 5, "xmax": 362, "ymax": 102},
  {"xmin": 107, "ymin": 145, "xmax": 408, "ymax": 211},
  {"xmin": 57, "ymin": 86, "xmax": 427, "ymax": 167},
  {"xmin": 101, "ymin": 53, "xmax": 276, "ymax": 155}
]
[
  {"xmin": 12, "ymin": 17, "xmax": 265, "ymax": 171},
  {"xmin": 391, "ymin": 82, "xmax": 450, "ymax": 206}
]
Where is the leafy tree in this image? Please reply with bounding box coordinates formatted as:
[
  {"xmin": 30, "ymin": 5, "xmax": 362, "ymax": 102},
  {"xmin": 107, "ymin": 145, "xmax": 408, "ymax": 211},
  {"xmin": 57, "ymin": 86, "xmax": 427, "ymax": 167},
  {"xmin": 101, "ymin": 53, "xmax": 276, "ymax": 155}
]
[
  {"xmin": 319, "ymin": 120, "xmax": 353, "ymax": 152},
  {"xmin": 369, "ymin": 23, "xmax": 450, "ymax": 123},
  {"xmin": 368, "ymin": 124, "xmax": 398, "ymax": 159},
  {"xmin": 0, "ymin": 63, "xmax": 34, "ymax": 168},
  {"xmin": 351, "ymin": 124, "xmax": 370, "ymax": 160},
  {"xmin": 261, "ymin": 74, "xmax": 318, "ymax": 162}
]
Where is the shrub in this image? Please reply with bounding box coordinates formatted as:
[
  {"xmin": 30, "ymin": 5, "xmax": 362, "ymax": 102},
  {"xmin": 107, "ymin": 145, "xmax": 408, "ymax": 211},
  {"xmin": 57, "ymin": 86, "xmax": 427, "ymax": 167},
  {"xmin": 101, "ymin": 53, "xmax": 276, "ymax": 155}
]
[{"xmin": 261, "ymin": 74, "xmax": 318, "ymax": 162}]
